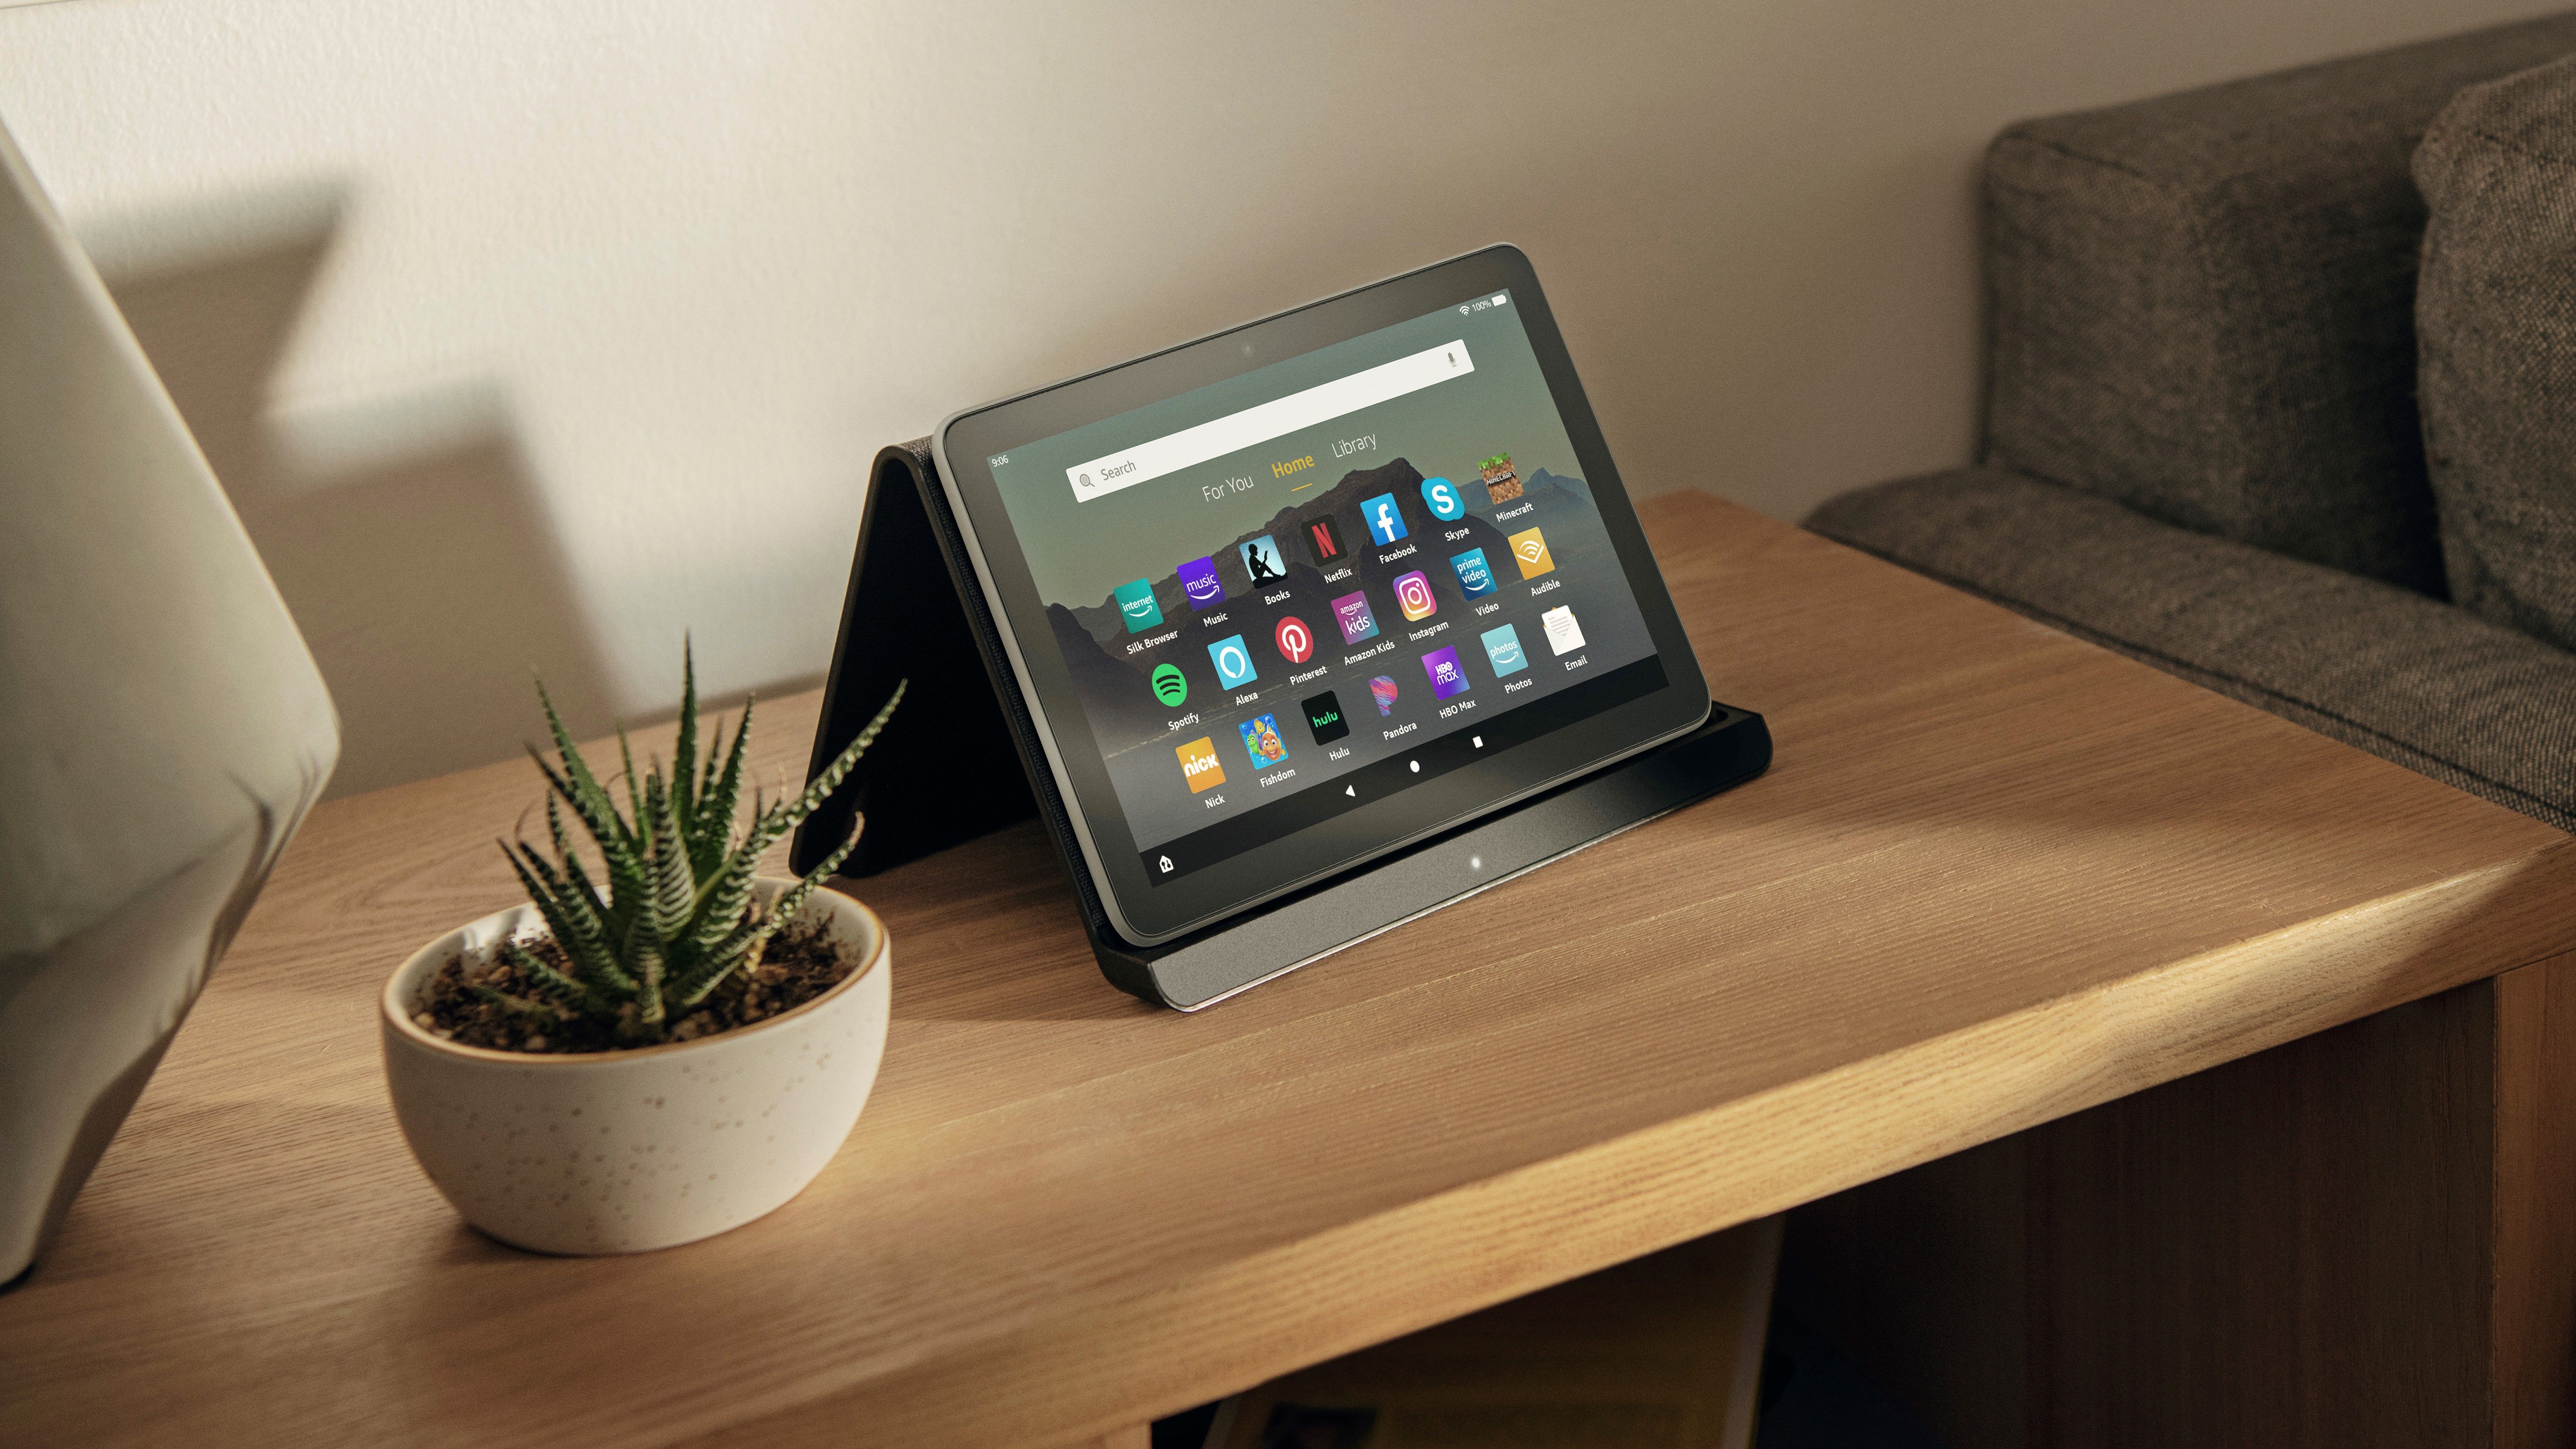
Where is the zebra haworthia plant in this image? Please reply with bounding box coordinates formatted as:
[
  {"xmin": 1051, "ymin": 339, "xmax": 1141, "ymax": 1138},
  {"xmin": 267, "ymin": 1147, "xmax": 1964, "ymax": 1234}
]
[{"xmin": 481, "ymin": 647, "xmax": 904, "ymax": 1046}]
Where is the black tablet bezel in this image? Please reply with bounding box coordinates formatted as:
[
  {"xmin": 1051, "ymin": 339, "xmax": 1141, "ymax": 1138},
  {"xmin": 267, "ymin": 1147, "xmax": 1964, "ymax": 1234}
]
[{"xmin": 933, "ymin": 245, "xmax": 1709, "ymax": 945}]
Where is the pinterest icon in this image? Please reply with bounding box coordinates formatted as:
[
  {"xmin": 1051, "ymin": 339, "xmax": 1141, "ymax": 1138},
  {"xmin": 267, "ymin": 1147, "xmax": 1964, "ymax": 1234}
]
[{"xmin": 1275, "ymin": 615, "xmax": 1315, "ymax": 665}]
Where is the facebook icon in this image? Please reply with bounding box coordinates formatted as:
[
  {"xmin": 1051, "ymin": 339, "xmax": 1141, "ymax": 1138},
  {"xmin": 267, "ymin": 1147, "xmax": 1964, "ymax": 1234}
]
[{"xmin": 1360, "ymin": 492, "xmax": 1408, "ymax": 547}]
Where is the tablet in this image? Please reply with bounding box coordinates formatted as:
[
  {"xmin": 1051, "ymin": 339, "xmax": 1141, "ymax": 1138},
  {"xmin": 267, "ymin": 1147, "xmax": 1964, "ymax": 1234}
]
[{"xmin": 933, "ymin": 246, "xmax": 1710, "ymax": 947}]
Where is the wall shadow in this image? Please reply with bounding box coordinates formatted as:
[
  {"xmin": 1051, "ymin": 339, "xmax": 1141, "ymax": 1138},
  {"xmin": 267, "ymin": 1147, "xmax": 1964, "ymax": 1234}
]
[{"xmin": 103, "ymin": 191, "xmax": 616, "ymax": 798}]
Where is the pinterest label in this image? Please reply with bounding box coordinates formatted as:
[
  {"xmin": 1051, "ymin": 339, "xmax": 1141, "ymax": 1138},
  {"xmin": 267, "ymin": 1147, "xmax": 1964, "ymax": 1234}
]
[{"xmin": 1275, "ymin": 614, "xmax": 1315, "ymax": 664}]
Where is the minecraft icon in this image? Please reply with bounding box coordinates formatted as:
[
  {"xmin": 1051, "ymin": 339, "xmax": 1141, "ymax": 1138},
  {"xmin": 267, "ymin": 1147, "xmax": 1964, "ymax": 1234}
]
[{"xmin": 1479, "ymin": 452, "xmax": 1523, "ymax": 504}]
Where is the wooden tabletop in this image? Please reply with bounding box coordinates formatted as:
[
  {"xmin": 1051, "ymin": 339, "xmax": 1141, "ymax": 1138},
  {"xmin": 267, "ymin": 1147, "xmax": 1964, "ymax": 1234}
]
[{"xmin": 10, "ymin": 492, "xmax": 2575, "ymax": 1448}]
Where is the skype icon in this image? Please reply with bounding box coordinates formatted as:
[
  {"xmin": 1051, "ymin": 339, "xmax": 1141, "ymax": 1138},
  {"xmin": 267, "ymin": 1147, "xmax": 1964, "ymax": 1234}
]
[{"xmin": 1420, "ymin": 476, "xmax": 1466, "ymax": 521}]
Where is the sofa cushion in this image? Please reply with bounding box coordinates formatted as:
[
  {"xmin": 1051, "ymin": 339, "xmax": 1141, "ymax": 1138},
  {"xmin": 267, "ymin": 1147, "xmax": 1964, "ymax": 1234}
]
[
  {"xmin": 1808, "ymin": 468, "xmax": 2576, "ymax": 831},
  {"xmin": 2414, "ymin": 53, "xmax": 2576, "ymax": 654},
  {"xmin": 1984, "ymin": 13, "xmax": 2576, "ymax": 596}
]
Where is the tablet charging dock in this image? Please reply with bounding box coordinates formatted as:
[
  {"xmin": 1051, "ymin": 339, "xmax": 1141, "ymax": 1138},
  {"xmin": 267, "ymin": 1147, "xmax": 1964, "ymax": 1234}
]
[{"xmin": 790, "ymin": 441, "xmax": 1772, "ymax": 1010}]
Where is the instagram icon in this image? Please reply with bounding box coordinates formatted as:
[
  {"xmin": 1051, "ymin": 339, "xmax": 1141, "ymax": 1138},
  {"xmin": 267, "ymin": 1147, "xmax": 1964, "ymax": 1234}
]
[{"xmin": 1393, "ymin": 569, "xmax": 1437, "ymax": 622}]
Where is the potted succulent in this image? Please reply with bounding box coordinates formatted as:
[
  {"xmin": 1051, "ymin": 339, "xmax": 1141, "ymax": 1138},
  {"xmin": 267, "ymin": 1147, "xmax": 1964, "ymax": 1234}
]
[{"xmin": 379, "ymin": 648, "xmax": 903, "ymax": 1254}]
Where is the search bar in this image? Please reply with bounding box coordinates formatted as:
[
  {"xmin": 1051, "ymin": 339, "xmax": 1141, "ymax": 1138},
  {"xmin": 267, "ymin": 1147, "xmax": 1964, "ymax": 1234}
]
[{"xmin": 1066, "ymin": 340, "xmax": 1475, "ymax": 502}]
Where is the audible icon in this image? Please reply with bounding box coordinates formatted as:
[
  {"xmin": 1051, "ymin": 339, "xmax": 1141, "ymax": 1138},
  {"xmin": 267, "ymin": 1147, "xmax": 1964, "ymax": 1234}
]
[
  {"xmin": 1507, "ymin": 526, "xmax": 1555, "ymax": 580},
  {"xmin": 1176, "ymin": 736, "xmax": 1226, "ymax": 793},
  {"xmin": 1151, "ymin": 663, "xmax": 1187, "ymax": 706}
]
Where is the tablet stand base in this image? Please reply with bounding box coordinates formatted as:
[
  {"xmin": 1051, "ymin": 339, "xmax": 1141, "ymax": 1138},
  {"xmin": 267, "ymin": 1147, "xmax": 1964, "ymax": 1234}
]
[{"xmin": 793, "ymin": 441, "xmax": 1772, "ymax": 1010}]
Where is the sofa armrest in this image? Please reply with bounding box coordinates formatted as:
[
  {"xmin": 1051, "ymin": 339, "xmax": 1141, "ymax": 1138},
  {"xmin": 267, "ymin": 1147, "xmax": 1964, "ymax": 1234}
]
[
  {"xmin": 1980, "ymin": 11, "xmax": 2576, "ymax": 595},
  {"xmin": 1808, "ymin": 468, "xmax": 2576, "ymax": 831}
]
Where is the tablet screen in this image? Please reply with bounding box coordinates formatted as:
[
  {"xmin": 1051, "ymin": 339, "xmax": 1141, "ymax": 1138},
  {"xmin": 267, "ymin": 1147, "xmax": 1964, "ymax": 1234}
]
[{"xmin": 937, "ymin": 249, "xmax": 1707, "ymax": 944}]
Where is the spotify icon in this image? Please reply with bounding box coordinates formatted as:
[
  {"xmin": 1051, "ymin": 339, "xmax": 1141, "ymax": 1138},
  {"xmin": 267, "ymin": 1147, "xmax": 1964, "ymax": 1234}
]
[{"xmin": 1151, "ymin": 663, "xmax": 1188, "ymax": 706}]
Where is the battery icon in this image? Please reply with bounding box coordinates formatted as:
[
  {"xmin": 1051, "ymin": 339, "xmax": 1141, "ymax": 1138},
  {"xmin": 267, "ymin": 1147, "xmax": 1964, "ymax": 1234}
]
[{"xmin": 1491, "ymin": 293, "xmax": 1508, "ymax": 306}]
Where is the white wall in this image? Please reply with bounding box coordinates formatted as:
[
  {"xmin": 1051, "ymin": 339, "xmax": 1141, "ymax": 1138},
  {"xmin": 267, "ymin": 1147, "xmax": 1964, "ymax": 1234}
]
[{"xmin": 1, "ymin": 0, "xmax": 2560, "ymax": 796}]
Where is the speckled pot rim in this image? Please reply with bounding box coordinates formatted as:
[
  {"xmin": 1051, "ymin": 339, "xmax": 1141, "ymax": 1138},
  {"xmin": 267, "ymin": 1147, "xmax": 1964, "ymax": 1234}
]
[{"xmin": 379, "ymin": 882, "xmax": 887, "ymax": 1066}]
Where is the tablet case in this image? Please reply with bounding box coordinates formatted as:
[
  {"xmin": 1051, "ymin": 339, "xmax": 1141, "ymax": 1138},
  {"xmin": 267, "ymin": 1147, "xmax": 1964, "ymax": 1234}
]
[{"xmin": 792, "ymin": 440, "xmax": 1773, "ymax": 1010}]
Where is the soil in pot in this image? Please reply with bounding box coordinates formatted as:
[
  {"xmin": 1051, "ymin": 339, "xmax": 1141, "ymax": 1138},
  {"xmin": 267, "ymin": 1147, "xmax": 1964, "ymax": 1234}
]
[{"xmin": 411, "ymin": 914, "xmax": 851, "ymax": 1055}]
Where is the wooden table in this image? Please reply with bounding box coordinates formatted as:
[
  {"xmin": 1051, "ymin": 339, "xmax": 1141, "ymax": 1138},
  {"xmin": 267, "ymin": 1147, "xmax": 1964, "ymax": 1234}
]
[{"xmin": 8, "ymin": 493, "xmax": 2574, "ymax": 1448}]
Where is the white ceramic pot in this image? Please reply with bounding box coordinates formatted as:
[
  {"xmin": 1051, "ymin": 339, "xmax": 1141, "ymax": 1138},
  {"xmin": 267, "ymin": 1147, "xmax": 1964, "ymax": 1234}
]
[{"xmin": 379, "ymin": 879, "xmax": 888, "ymax": 1255}]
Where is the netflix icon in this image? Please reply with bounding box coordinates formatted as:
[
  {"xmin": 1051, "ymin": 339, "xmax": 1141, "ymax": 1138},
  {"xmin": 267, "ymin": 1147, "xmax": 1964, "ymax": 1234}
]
[{"xmin": 1303, "ymin": 513, "xmax": 1347, "ymax": 567}]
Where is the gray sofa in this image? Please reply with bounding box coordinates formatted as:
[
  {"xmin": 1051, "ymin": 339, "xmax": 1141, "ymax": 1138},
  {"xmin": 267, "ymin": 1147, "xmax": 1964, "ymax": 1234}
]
[{"xmin": 1808, "ymin": 14, "xmax": 2576, "ymax": 831}]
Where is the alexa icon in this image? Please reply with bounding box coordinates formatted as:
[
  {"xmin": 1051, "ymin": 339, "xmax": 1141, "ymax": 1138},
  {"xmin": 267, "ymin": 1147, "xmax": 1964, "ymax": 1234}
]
[{"xmin": 1207, "ymin": 633, "xmax": 1258, "ymax": 688}]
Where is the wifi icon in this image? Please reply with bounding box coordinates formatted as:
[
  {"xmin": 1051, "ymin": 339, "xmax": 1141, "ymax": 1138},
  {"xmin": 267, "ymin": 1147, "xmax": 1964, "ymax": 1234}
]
[{"xmin": 1152, "ymin": 663, "xmax": 1188, "ymax": 706}]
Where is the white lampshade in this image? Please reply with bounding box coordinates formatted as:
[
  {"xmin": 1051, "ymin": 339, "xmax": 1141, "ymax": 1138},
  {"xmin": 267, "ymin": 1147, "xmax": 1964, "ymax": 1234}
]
[{"xmin": 0, "ymin": 117, "xmax": 339, "ymax": 1284}]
